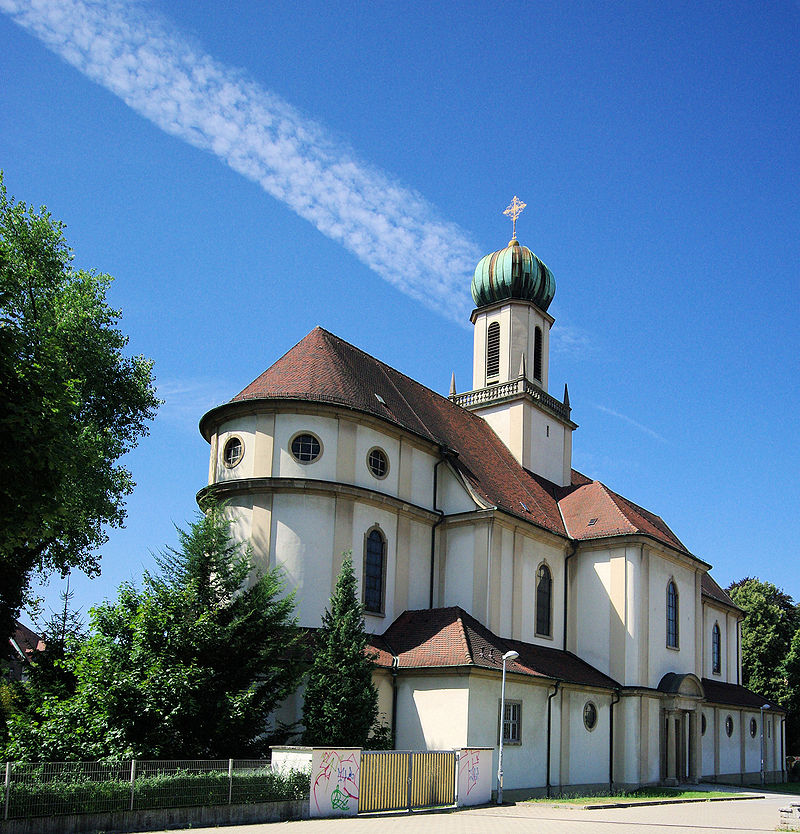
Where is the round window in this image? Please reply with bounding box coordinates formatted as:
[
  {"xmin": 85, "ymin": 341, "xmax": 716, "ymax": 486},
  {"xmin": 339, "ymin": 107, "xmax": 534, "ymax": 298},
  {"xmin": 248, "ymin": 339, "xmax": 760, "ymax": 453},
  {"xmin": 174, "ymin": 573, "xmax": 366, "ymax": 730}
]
[
  {"xmin": 725, "ymin": 715, "xmax": 734, "ymax": 737},
  {"xmin": 750, "ymin": 718, "xmax": 758, "ymax": 738},
  {"xmin": 583, "ymin": 701, "xmax": 597, "ymax": 731},
  {"xmin": 367, "ymin": 448, "xmax": 388, "ymax": 479},
  {"xmin": 290, "ymin": 433, "xmax": 321, "ymax": 463},
  {"xmin": 701, "ymin": 714, "xmax": 706, "ymax": 736},
  {"xmin": 223, "ymin": 436, "xmax": 243, "ymax": 468}
]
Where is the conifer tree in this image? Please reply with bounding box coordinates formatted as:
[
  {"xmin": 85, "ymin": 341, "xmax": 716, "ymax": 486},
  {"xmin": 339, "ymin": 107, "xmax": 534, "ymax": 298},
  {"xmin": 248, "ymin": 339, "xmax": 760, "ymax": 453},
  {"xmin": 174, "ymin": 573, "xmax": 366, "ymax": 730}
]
[{"xmin": 302, "ymin": 553, "xmax": 379, "ymax": 747}]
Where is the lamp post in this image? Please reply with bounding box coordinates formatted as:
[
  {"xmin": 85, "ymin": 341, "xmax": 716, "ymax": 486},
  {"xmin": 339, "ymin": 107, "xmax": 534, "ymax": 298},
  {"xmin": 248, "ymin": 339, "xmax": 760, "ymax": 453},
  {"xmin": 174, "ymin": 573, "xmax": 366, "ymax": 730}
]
[
  {"xmin": 761, "ymin": 704, "xmax": 770, "ymax": 786},
  {"xmin": 497, "ymin": 649, "xmax": 519, "ymax": 805}
]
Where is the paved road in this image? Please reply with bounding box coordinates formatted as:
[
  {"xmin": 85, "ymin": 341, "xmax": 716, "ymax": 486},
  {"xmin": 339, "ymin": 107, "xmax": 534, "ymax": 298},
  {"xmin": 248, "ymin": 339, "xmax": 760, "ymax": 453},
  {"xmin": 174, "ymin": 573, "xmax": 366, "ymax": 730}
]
[{"xmin": 137, "ymin": 789, "xmax": 798, "ymax": 834}]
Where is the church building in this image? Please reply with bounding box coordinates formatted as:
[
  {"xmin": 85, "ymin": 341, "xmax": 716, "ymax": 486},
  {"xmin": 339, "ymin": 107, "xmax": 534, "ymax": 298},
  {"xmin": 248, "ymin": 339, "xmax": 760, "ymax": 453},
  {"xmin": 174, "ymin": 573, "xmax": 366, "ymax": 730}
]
[{"xmin": 198, "ymin": 201, "xmax": 785, "ymax": 793}]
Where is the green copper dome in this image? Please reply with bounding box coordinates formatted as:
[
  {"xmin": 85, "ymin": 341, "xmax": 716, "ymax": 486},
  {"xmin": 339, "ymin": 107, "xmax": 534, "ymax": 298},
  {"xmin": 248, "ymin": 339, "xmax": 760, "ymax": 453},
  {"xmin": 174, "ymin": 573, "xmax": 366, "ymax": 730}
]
[{"xmin": 471, "ymin": 238, "xmax": 555, "ymax": 311}]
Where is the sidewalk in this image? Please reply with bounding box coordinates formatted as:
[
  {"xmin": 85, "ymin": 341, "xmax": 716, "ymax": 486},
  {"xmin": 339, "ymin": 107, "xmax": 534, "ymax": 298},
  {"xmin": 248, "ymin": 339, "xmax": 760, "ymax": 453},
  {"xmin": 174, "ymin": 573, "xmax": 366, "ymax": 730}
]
[{"xmin": 134, "ymin": 785, "xmax": 799, "ymax": 834}]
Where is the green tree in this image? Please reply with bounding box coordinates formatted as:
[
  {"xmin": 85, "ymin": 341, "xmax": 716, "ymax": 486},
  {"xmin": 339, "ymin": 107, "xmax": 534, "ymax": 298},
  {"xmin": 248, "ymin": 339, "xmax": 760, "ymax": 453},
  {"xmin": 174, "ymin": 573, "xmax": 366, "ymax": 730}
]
[
  {"xmin": 727, "ymin": 577, "xmax": 799, "ymax": 707},
  {"xmin": 786, "ymin": 629, "xmax": 800, "ymax": 754},
  {"xmin": 302, "ymin": 553, "xmax": 380, "ymax": 748},
  {"xmin": 0, "ymin": 173, "xmax": 159, "ymax": 646},
  {"xmin": 3, "ymin": 504, "xmax": 303, "ymax": 760},
  {"xmin": 727, "ymin": 576, "xmax": 800, "ymax": 754}
]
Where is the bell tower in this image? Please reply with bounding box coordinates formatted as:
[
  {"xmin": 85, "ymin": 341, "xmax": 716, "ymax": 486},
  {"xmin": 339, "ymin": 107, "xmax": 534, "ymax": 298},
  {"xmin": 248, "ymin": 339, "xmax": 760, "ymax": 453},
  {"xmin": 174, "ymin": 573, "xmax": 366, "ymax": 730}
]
[{"xmin": 450, "ymin": 197, "xmax": 576, "ymax": 487}]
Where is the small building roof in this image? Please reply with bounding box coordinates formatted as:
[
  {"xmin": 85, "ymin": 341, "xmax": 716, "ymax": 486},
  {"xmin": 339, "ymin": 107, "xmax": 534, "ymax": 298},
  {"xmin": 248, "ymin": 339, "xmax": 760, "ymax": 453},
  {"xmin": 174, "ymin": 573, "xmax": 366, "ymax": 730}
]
[
  {"xmin": 701, "ymin": 678, "xmax": 783, "ymax": 712},
  {"xmin": 372, "ymin": 606, "xmax": 619, "ymax": 690}
]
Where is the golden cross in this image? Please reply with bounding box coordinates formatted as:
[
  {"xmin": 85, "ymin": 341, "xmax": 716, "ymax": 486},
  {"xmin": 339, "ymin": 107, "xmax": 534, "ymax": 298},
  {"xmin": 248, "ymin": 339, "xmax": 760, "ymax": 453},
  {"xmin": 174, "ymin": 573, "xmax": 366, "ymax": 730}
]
[{"xmin": 503, "ymin": 195, "xmax": 526, "ymax": 240}]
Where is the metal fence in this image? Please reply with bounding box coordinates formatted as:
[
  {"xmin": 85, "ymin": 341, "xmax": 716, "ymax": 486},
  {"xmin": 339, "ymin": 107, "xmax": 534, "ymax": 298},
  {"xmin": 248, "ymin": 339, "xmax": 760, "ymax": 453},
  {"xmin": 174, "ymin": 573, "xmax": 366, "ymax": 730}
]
[
  {"xmin": 359, "ymin": 750, "xmax": 457, "ymax": 813},
  {"xmin": 1, "ymin": 759, "xmax": 309, "ymax": 820}
]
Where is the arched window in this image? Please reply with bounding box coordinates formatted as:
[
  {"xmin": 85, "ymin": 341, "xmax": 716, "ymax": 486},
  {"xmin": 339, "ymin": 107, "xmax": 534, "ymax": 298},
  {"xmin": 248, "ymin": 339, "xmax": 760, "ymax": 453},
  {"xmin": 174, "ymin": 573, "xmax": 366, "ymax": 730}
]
[
  {"xmin": 364, "ymin": 528, "xmax": 386, "ymax": 614},
  {"xmin": 533, "ymin": 326, "xmax": 543, "ymax": 381},
  {"xmin": 486, "ymin": 322, "xmax": 500, "ymax": 379},
  {"xmin": 712, "ymin": 623, "xmax": 721, "ymax": 674},
  {"xmin": 536, "ymin": 563, "xmax": 552, "ymax": 637},
  {"xmin": 666, "ymin": 580, "xmax": 679, "ymax": 648}
]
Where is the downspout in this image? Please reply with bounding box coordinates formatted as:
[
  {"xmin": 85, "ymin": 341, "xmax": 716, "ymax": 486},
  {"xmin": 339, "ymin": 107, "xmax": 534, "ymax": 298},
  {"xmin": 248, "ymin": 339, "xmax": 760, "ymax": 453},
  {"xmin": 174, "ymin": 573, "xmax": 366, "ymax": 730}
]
[
  {"xmin": 429, "ymin": 448, "xmax": 448, "ymax": 609},
  {"xmin": 391, "ymin": 655, "xmax": 399, "ymax": 749},
  {"xmin": 609, "ymin": 689, "xmax": 621, "ymax": 794},
  {"xmin": 546, "ymin": 681, "xmax": 561, "ymax": 797}
]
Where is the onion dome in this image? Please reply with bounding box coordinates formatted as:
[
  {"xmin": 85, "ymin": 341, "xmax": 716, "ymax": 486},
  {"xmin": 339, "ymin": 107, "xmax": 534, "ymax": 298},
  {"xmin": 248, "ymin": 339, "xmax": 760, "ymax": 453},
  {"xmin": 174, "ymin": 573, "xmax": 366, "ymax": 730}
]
[{"xmin": 471, "ymin": 238, "xmax": 555, "ymax": 311}]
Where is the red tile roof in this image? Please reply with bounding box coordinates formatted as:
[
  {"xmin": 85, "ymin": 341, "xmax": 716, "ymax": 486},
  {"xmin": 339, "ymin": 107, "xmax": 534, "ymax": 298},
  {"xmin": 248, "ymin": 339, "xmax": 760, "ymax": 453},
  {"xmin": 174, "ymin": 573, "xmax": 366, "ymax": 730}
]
[
  {"xmin": 372, "ymin": 606, "xmax": 619, "ymax": 690},
  {"xmin": 215, "ymin": 327, "xmax": 706, "ymax": 559},
  {"xmin": 701, "ymin": 574, "xmax": 739, "ymax": 610},
  {"xmin": 232, "ymin": 327, "xmax": 567, "ymax": 537},
  {"xmin": 701, "ymin": 678, "xmax": 783, "ymax": 712},
  {"xmin": 10, "ymin": 621, "xmax": 45, "ymax": 658},
  {"xmin": 559, "ymin": 477, "xmax": 690, "ymax": 554}
]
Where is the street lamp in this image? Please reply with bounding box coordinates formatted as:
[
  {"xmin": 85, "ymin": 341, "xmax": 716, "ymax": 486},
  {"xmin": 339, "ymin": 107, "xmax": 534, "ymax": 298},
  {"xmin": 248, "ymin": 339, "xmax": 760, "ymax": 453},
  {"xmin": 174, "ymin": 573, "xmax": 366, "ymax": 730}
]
[
  {"xmin": 497, "ymin": 649, "xmax": 519, "ymax": 805},
  {"xmin": 761, "ymin": 704, "xmax": 770, "ymax": 787}
]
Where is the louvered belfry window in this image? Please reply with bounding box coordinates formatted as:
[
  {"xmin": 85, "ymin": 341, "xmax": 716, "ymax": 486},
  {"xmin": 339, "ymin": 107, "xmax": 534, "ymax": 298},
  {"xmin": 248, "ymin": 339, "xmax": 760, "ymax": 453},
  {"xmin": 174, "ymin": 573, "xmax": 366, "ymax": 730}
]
[
  {"xmin": 486, "ymin": 321, "xmax": 500, "ymax": 379},
  {"xmin": 534, "ymin": 326, "xmax": 543, "ymax": 381}
]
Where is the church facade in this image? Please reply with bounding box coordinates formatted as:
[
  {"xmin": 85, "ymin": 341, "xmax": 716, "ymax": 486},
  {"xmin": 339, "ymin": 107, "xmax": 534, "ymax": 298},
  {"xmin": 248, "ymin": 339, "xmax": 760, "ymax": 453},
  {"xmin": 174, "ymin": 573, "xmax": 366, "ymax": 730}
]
[{"xmin": 198, "ymin": 221, "xmax": 785, "ymax": 793}]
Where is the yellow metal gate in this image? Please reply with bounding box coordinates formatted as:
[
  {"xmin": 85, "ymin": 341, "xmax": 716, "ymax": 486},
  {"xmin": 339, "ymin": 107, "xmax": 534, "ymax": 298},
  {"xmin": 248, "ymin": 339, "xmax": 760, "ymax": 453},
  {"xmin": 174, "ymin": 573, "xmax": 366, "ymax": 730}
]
[{"xmin": 359, "ymin": 751, "xmax": 457, "ymax": 813}]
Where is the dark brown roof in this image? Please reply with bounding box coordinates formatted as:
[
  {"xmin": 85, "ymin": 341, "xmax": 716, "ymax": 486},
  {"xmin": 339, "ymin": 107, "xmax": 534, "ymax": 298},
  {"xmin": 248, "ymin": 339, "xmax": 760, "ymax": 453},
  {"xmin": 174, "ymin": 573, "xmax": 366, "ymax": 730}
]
[
  {"xmin": 701, "ymin": 574, "xmax": 740, "ymax": 611},
  {"xmin": 232, "ymin": 327, "xmax": 567, "ymax": 536},
  {"xmin": 217, "ymin": 327, "xmax": 696, "ymax": 555},
  {"xmin": 10, "ymin": 621, "xmax": 45, "ymax": 659},
  {"xmin": 701, "ymin": 678, "xmax": 783, "ymax": 712},
  {"xmin": 373, "ymin": 606, "xmax": 619, "ymax": 690}
]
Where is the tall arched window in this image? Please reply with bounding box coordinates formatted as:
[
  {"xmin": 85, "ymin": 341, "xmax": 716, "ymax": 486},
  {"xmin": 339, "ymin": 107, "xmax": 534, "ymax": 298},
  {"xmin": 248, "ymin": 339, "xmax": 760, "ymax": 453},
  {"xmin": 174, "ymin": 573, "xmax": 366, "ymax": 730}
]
[
  {"xmin": 536, "ymin": 563, "xmax": 552, "ymax": 637},
  {"xmin": 486, "ymin": 322, "xmax": 500, "ymax": 379},
  {"xmin": 364, "ymin": 528, "xmax": 386, "ymax": 614},
  {"xmin": 666, "ymin": 580, "xmax": 679, "ymax": 648},
  {"xmin": 712, "ymin": 623, "xmax": 721, "ymax": 674},
  {"xmin": 533, "ymin": 326, "xmax": 543, "ymax": 381}
]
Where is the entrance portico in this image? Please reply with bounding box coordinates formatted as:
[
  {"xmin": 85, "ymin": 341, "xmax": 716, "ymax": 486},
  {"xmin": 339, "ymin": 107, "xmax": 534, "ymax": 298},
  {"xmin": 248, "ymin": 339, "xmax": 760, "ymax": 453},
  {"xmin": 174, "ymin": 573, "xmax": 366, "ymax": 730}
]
[{"xmin": 658, "ymin": 673, "xmax": 704, "ymax": 785}]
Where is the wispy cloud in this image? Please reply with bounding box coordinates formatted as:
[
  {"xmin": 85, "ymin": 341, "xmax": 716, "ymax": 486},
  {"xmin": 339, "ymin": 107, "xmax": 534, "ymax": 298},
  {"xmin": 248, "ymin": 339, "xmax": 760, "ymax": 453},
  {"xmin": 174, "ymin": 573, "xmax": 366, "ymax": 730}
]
[
  {"xmin": 1, "ymin": 0, "xmax": 482, "ymax": 322},
  {"xmin": 550, "ymin": 322, "xmax": 592, "ymax": 358},
  {"xmin": 156, "ymin": 378, "xmax": 231, "ymax": 429},
  {"xmin": 593, "ymin": 404, "xmax": 667, "ymax": 443}
]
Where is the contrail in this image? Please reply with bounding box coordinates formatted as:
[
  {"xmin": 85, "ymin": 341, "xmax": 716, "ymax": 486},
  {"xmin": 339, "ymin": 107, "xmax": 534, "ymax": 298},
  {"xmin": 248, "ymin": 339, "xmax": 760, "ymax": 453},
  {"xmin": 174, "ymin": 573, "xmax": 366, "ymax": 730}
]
[{"xmin": 1, "ymin": 0, "xmax": 481, "ymax": 322}]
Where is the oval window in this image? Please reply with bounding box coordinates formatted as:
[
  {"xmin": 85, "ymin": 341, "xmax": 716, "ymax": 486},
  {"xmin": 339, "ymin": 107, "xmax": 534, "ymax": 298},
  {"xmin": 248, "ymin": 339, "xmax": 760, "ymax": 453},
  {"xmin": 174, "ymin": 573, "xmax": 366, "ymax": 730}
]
[
  {"xmin": 223, "ymin": 436, "xmax": 243, "ymax": 468},
  {"xmin": 583, "ymin": 701, "xmax": 597, "ymax": 731},
  {"xmin": 750, "ymin": 718, "xmax": 757, "ymax": 738},
  {"xmin": 725, "ymin": 715, "xmax": 734, "ymax": 737},
  {"xmin": 367, "ymin": 447, "xmax": 388, "ymax": 479},
  {"xmin": 290, "ymin": 432, "xmax": 321, "ymax": 463}
]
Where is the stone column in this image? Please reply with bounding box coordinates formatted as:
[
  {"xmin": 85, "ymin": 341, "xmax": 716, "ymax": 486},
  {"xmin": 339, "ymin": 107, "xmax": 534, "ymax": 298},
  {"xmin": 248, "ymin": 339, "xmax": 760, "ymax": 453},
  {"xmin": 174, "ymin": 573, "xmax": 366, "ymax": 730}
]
[
  {"xmin": 666, "ymin": 712, "xmax": 677, "ymax": 785},
  {"xmin": 689, "ymin": 711, "xmax": 700, "ymax": 783}
]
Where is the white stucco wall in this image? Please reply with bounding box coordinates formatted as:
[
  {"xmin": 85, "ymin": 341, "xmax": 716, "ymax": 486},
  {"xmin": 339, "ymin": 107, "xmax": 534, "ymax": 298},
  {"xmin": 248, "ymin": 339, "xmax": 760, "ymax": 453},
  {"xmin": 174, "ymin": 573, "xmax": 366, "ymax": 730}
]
[
  {"xmin": 573, "ymin": 552, "xmax": 612, "ymax": 679},
  {"xmin": 443, "ymin": 524, "xmax": 475, "ymax": 613},
  {"xmin": 717, "ymin": 708, "xmax": 740, "ymax": 776},
  {"xmin": 274, "ymin": 413, "xmax": 338, "ymax": 481},
  {"xmin": 466, "ymin": 675, "xmax": 554, "ymax": 791},
  {"xmin": 701, "ymin": 708, "xmax": 714, "ymax": 777},
  {"xmin": 353, "ymin": 425, "xmax": 400, "ymax": 496},
  {"xmin": 394, "ymin": 675, "xmax": 470, "ymax": 751},
  {"xmin": 647, "ymin": 555, "xmax": 697, "ymax": 688},
  {"xmin": 562, "ymin": 689, "xmax": 611, "ymax": 787},
  {"xmin": 272, "ymin": 493, "xmax": 336, "ymax": 627}
]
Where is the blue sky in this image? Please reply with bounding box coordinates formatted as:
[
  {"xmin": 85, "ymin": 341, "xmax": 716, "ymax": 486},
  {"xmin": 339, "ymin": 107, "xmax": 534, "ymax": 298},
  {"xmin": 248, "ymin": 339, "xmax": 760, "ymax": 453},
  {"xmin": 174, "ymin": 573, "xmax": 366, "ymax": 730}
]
[{"xmin": 2, "ymin": 0, "xmax": 798, "ymax": 625}]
